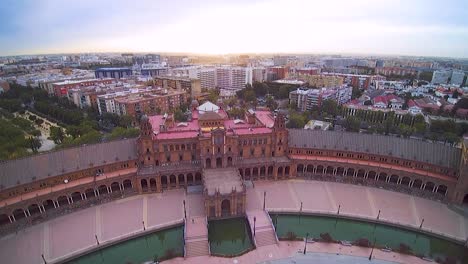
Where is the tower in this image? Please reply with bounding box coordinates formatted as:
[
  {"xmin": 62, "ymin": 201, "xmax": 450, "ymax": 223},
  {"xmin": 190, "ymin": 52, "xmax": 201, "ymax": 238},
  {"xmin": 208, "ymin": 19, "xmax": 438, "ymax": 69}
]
[
  {"xmin": 138, "ymin": 115, "xmax": 154, "ymax": 166},
  {"xmin": 272, "ymin": 112, "xmax": 287, "ymax": 157}
]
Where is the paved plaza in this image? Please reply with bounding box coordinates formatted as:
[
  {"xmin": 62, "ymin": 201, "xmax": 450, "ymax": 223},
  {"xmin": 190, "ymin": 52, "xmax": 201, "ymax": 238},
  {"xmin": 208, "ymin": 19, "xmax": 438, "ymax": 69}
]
[{"xmin": 0, "ymin": 180, "xmax": 467, "ymax": 264}]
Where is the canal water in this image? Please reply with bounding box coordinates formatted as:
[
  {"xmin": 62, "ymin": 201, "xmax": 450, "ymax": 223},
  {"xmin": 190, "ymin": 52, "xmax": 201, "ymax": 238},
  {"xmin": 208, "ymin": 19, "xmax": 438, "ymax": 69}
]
[
  {"xmin": 67, "ymin": 226, "xmax": 184, "ymax": 264},
  {"xmin": 208, "ymin": 217, "xmax": 254, "ymax": 256},
  {"xmin": 271, "ymin": 214, "xmax": 468, "ymax": 264}
]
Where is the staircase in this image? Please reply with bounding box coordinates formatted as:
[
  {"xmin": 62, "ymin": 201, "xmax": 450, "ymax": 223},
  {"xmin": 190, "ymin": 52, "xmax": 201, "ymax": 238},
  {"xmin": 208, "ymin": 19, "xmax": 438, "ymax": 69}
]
[
  {"xmin": 185, "ymin": 216, "xmax": 210, "ymax": 258},
  {"xmin": 246, "ymin": 210, "xmax": 278, "ymax": 247}
]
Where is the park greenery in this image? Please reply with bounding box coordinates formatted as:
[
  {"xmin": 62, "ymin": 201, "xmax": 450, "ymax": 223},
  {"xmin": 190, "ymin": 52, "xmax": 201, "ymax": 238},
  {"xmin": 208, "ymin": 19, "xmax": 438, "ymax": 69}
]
[{"xmin": 0, "ymin": 83, "xmax": 140, "ymax": 160}]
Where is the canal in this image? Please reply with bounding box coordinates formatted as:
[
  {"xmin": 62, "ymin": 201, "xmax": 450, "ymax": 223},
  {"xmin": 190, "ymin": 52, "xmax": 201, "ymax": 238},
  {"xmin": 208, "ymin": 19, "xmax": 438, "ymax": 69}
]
[
  {"xmin": 271, "ymin": 214, "xmax": 468, "ymax": 264},
  {"xmin": 208, "ymin": 217, "xmax": 254, "ymax": 257},
  {"xmin": 67, "ymin": 226, "xmax": 184, "ymax": 264}
]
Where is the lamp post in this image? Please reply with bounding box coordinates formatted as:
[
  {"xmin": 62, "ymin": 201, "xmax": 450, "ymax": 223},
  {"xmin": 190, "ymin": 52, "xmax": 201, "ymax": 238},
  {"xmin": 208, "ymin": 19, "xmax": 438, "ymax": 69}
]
[
  {"xmin": 303, "ymin": 232, "xmax": 309, "ymax": 255},
  {"xmin": 369, "ymin": 238, "xmax": 376, "ymax": 260},
  {"xmin": 254, "ymin": 216, "xmax": 256, "ymax": 237},
  {"xmin": 263, "ymin": 191, "xmax": 266, "ymax": 210},
  {"xmin": 183, "ymin": 200, "xmax": 186, "ymax": 219}
]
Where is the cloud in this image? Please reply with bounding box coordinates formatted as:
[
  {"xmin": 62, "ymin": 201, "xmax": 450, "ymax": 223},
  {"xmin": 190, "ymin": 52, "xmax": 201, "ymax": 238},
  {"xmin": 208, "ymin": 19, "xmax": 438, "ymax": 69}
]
[{"xmin": 1, "ymin": 0, "xmax": 467, "ymax": 57}]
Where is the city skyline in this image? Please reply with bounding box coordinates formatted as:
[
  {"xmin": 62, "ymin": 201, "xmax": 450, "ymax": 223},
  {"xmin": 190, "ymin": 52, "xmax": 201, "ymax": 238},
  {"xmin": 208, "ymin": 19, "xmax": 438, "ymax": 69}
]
[{"xmin": 1, "ymin": 0, "xmax": 468, "ymax": 58}]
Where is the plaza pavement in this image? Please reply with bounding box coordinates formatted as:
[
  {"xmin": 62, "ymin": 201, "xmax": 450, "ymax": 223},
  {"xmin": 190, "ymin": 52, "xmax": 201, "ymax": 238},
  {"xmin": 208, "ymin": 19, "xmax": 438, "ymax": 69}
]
[{"xmin": 0, "ymin": 179, "xmax": 467, "ymax": 264}]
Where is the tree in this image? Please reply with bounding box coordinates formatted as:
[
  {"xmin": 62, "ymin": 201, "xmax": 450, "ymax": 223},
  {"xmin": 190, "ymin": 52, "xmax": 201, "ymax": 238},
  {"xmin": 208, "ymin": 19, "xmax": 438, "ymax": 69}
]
[
  {"xmin": 321, "ymin": 99, "xmax": 338, "ymax": 116},
  {"xmin": 352, "ymin": 87, "xmax": 363, "ymax": 99},
  {"xmin": 419, "ymin": 71, "xmax": 433, "ymax": 82},
  {"xmin": 227, "ymin": 108, "xmax": 244, "ymax": 118},
  {"xmin": 244, "ymin": 90, "xmax": 257, "ymax": 102},
  {"xmin": 28, "ymin": 136, "xmax": 42, "ymax": 153},
  {"xmin": 118, "ymin": 115, "xmax": 133, "ymax": 128},
  {"xmin": 286, "ymin": 112, "xmax": 307, "ymax": 128},
  {"xmin": 266, "ymin": 96, "xmax": 278, "ymax": 111},
  {"xmin": 50, "ymin": 127, "xmax": 65, "ymax": 144},
  {"xmin": 108, "ymin": 127, "xmax": 140, "ymax": 140},
  {"xmin": 278, "ymin": 85, "xmax": 290, "ymax": 99},
  {"xmin": 345, "ymin": 116, "xmax": 361, "ymax": 132},
  {"xmin": 174, "ymin": 109, "xmax": 187, "ymax": 122}
]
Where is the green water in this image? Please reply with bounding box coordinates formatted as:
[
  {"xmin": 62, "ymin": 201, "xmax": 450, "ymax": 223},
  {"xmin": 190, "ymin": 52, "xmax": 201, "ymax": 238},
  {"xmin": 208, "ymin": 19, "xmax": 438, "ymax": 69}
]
[
  {"xmin": 271, "ymin": 214, "xmax": 468, "ymax": 264},
  {"xmin": 208, "ymin": 217, "xmax": 254, "ymax": 256},
  {"xmin": 67, "ymin": 226, "xmax": 184, "ymax": 264}
]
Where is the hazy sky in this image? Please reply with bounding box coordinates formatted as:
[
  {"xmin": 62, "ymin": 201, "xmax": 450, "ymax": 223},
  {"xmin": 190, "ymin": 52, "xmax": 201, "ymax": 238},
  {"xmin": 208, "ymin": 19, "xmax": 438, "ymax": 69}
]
[{"xmin": 1, "ymin": 0, "xmax": 468, "ymax": 57}]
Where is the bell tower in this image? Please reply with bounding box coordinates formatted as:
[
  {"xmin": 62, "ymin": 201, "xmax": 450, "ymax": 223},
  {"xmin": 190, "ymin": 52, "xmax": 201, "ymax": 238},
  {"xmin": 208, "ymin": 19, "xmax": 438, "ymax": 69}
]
[
  {"xmin": 138, "ymin": 115, "xmax": 154, "ymax": 167},
  {"xmin": 272, "ymin": 112, "xmax": 288, "ymax": 157}
]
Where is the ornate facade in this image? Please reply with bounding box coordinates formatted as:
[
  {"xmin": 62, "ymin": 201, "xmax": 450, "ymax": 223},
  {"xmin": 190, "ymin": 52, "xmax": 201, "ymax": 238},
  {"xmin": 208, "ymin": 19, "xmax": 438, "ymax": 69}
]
[{"xmin": 1, "ymin": 102, "xmax": 468, "ymax": 230}]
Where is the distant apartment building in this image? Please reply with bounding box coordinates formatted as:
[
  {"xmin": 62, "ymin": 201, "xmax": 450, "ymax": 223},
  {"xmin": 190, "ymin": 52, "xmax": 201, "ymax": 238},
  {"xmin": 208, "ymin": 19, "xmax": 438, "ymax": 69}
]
[
  {"xmin": 297, "ymin": 74, "xmax": 344, "ymax": 88},
  {"xmin": 252, "ymin": 67, "xmax": 267, "ymax": 83},
  {"xmin": 295, "ymin": 68, "xmax": 320, "ymax": 75},
  {"xmin": 140, "ymin": 64, "xmax": 168, "ymax": 77},
  {"xmin": 169, "ymin": 66, "xmax": 200, "ymax": 78},
  {"xmin": 215, "ymin": 67, "xmax": 252, "ymax": 92},
  {"xmin": 197, "ymin": 68, "xmax": 217, "ymax": 90},
  {"xmin": 289, "ymin": 86, "xmax": 351, "ymax": 111},
  {"xmin": 153, "ymin": 76, "xmax": 201, "ymax": 98},
  {"xmin": 431, "ymin": 70, "xmax": 451, "ymax": 84},
  {"xmin": 273, "ymin": 56, "xmax": 289, "ymax": 66},
  {"xmin": 114, "ymin": 90, "xmax": 187, "ymax": 118},
  {"xmin": 52, "ymin": 78, "xmax": 113, "ymax": 97},
  {"xmin": 375, "ymin": 67, "xmax": 416, "ymax": 77},
  {"xmin": 95, "ymin": 67, "xmax": 133, "ymax": 79},
  {"xmin": 451, "ymin": 70, "xmax": 465, "ymax": 86},
  {"xmin": 267, "ymin": 66, "xmax": 289, "ymax": 81}
]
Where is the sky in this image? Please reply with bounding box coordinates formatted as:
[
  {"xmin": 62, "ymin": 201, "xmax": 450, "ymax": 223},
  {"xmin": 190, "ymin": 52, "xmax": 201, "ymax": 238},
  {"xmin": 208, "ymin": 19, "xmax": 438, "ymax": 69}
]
[{"xmin": 1, "ymin": 0, "xmax": 468, "ymax": 57}]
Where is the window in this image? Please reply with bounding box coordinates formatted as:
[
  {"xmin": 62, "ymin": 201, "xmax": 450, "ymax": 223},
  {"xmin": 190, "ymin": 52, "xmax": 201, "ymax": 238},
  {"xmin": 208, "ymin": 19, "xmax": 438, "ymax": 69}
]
[
  {"xmin": 250, "ymin": 148, "xmax": 255, "ymax": 156},
  {"xmin": 240, "ymin": 150, "xmax": 243, "ymax": 157},
  {"xmin": 179, "ymin": 155, "xmax": 183, "ymax": 161}
]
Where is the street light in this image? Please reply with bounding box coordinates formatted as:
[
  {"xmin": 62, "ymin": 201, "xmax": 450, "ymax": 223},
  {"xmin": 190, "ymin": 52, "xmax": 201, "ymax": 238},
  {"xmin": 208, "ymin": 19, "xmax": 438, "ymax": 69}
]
[
  {"xmin": 369, "ymin": 238, "xmax": 376, "ymax": 260},
  {"xmin": 254, "ymin": 216, "xmax": 256, "ymax": 237},
  {"xmin": 303, "ymin": 232, "xmax": 309, "ymax": 255}
]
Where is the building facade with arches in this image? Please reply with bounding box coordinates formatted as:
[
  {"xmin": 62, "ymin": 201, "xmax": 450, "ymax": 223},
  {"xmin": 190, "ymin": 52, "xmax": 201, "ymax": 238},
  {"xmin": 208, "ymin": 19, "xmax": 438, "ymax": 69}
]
[{"xmin": 1, "ymin": 102, "xmax": 468, "ymax": 229}]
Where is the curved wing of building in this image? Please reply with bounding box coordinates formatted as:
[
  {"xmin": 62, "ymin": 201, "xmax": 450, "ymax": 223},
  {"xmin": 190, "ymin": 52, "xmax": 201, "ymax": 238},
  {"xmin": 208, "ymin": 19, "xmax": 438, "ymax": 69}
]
[{"xmin": 288, "ymin": 129, "xmax": 461, "ymax": 169}]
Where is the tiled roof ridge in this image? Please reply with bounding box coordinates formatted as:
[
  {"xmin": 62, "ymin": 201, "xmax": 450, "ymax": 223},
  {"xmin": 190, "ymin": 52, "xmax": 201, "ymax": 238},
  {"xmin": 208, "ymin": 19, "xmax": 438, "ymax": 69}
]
[{"xmin": 0, "ymin": 137, "xmax": 138, "ymax": 164}]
